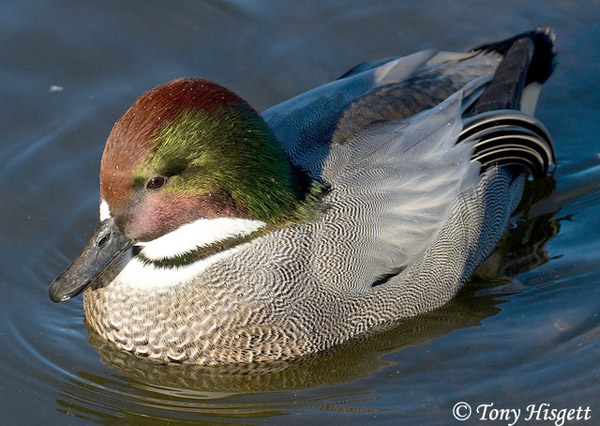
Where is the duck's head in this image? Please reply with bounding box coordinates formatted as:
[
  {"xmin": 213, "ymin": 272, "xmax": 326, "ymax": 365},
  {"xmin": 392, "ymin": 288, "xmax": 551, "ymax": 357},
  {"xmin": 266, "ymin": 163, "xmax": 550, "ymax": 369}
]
[{"xmin": 49, "ymin": 78, "xmax": 297, "ymax": 302}]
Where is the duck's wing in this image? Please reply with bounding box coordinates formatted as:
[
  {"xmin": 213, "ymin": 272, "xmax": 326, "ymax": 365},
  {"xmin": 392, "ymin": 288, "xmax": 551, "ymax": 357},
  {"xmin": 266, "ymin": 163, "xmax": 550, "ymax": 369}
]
[
  {"xmin": 262, "ymin": 48, "xmax": 493, "ymax": 180},
  {"xmin": 312, "ymin": 93, "xmax": 479, "ymax": 291},
  {"xmin": 276, "ymin": 29, "xmax": 554, "ymax": 295}
]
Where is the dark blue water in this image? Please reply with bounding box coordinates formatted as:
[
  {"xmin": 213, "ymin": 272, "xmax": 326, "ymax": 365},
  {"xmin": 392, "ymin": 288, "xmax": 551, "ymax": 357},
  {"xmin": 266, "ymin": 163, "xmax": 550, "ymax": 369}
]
[{"xmin": 1, "ymin": 1, "xmax": 599, "ymax": 424}]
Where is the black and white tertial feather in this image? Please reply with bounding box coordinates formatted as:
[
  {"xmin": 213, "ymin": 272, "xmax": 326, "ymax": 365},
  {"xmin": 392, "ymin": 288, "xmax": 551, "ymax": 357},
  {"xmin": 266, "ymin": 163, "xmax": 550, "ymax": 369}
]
[{"xmin": 460, "ymin": 110, "xmax": 554, "ymax": 178}]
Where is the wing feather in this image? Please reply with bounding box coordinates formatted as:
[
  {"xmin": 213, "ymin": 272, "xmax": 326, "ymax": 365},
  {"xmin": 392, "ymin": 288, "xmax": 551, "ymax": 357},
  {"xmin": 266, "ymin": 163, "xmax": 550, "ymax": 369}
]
[{"xmin": 311, "ymin": 95, "xmax": 481, "ymax": 291}]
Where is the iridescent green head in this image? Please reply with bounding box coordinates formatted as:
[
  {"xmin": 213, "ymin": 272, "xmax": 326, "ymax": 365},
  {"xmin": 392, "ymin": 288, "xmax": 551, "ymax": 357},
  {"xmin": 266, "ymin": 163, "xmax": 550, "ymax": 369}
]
[{"xmin": 100, "ymin": 78, "xmax": 297, "ymax": 241}]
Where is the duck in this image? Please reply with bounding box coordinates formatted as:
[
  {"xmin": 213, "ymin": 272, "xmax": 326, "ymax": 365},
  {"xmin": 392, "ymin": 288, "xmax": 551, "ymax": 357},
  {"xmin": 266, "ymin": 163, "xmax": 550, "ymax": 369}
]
[{"xmin": 49, "ymin": 28, "xmax": 556, "ymax": 365}]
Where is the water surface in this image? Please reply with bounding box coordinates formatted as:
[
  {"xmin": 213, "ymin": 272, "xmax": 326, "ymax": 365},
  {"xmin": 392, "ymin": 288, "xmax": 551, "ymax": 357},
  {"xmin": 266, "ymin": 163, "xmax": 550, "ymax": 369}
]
[{"xmin": 1, "ymin": 1, "xmax": 599, "ymax": 424}]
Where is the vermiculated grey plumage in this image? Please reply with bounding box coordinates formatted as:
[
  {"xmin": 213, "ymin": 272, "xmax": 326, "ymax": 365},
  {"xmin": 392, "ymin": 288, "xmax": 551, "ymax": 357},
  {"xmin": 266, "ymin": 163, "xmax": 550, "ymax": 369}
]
[{"xmin": 83, "ymin": 29, "xmax": 556, "ymax": 365}]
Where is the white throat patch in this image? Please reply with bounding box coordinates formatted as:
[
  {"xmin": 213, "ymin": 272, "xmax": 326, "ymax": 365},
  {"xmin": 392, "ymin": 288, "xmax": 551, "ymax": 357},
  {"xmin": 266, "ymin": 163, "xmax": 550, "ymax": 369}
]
[
  {"xmin": 113, "ymin": 217, "xmax": 265, "ymax": 290},
  {"xmin": 115, "ymin": 247, "xmax": 243, "ymax": 290},
  {"xmin": 134, "ymin": 217, "xmax": 266, "ymax": 261}
]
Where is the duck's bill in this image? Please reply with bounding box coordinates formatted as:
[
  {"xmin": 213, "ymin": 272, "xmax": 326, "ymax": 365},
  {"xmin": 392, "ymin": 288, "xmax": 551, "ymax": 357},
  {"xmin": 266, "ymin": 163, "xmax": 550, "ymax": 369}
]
[{"xmin": 49, "ymin": 218, "xmax": 132, "ymax": 303}]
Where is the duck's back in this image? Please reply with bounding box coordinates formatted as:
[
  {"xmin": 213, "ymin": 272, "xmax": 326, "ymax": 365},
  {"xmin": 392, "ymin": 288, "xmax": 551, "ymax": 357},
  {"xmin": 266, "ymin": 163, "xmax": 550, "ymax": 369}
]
[{"xmin": 261, "ymin": 28, "xmax": 554, "ymax": 300}]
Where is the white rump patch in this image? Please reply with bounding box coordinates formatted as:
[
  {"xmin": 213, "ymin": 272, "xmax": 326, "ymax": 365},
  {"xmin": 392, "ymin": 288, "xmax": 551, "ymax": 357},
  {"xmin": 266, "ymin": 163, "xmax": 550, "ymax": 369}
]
[
  {"xmin": 520, "ymin": 82, "xmax": 542, "ymax": 115},
  {"xmin": 135, "ymin": 217, "xmax": 266, "ymax": 261},
  {"xmin": 99, "ymin": 199, "xmax": 112, "ymax": 221}
]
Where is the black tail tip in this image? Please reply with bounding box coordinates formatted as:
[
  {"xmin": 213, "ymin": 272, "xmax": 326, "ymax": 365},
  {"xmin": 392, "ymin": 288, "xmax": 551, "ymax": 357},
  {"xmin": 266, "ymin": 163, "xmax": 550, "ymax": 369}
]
[{"xmin": 473, "ymin": 27, "xmax": 556, "ymax": 84}]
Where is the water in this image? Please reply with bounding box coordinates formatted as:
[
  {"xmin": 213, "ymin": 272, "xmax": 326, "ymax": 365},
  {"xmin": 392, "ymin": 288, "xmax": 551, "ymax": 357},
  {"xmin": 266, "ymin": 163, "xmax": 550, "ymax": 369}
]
[{"xmin": 1, "ymin": 1, "xmax": 599, "ymax": 424}]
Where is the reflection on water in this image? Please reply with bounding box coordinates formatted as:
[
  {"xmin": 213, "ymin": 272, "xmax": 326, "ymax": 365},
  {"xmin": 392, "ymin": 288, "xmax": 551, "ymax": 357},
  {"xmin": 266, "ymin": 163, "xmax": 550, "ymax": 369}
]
[
  {"xmin": 472, "ymin": 176, "xmax": 561, "ymax": 290},
  {"xmin": 58, "ymin": 300, "xmax": 498, "ymax": 422},
  {"xmin": 84, "ymin": 300, "xmax": 491, "ymax": 393}
]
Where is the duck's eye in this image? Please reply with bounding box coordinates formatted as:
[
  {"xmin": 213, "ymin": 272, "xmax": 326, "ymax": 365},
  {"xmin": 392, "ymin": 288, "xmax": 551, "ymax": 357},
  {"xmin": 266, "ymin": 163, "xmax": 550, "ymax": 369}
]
[{"xmin": 146, "ymin": 176, "xmax": 166, "ymax": 190}]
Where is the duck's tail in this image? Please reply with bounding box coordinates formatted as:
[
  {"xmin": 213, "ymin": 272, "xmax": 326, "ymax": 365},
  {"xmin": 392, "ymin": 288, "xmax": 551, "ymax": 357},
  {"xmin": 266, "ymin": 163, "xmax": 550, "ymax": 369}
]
[
  {"xmin": 461, "ymin": 27, "xmax": 556, "ymax": 178},
  {"xmin": 470, "ymin": 27, "xmax": 556, "ymax": 114}
]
